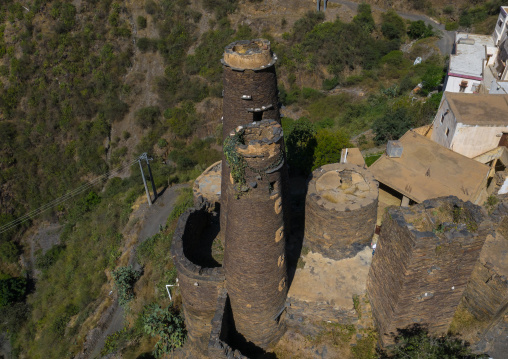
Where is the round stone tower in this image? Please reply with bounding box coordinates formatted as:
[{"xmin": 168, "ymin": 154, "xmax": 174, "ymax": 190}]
[
  {"xmin": 221, "ymin": 39, "xmax": 280, "ymax": 237},
  {"xmin": 305, "ymin": 163, "xmax": 379, "ymax": 259},
  {"xmin": 223, "ymin": 119, "xmax": 288, "ymax": 349}
]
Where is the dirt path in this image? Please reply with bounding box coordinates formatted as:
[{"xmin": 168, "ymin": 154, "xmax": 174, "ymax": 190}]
[
  {"xmin": 82, "ymin": 183, "xmax": 187, "ymax": 359},
  {"xmin": 328, "ymin": 0, "xmax": 454, "ymax": 55}
]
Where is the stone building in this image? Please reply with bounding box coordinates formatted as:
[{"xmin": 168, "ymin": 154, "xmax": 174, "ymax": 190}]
[
  {"xmin": 223, "ymin": 119, "xmax": 288, "ymax": 348},
  {"xmin": 220, "ymin": 39, "xmax": 280, "ymax": 235},
  {"xmin": 304, "ymin": 163, "xmax": 378, "ymax": 259},
  {"xmin": 367, "ymin": 197, "xmax": 490, "ymax": 346}
]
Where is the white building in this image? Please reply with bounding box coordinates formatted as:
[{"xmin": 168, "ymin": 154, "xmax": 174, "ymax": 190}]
[
  {"xmin": 431, "ymin": 92, "xmax": 508, "ymax": 158},
  {"xmin": 445, "ymin": 33, "xmax": 495, "ymax": 94},
  {"xmin": 493, "ymin": 6, "xmax": 508, "ymax": 46}
]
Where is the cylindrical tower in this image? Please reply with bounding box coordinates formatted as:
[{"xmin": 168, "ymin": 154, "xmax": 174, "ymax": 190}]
[
  {"xmin": 223, "ymin": 119, "xmax": 288, "ymax": 348},
  {"xmin": 170, "ymin": 204, "xmax": 225, "ymax": 355},
  {"xmin": 305, "ymin": 163, "xmax": 378, "ymax": 259},
  {"xmin": 220, "ymin": 39, "xmax": 280, "ymax": 238}
]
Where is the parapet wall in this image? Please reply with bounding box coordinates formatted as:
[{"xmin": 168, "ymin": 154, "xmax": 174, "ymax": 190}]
[
  {"xmin": 223, "ymin": 119, "xmax": 288, "ymax": 349},
  {"xmin": 305, "ymin": 163, "xmax": 378, "ymax": 259},
  {"xmin": 367, "ymin": 197, "xmax": 489, "ymax": 346},
  {"xmin": 171, "ymin": 203, "xmax": 225, "ymax": 355}
]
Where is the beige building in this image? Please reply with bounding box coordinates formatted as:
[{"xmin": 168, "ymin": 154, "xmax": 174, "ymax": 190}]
[
  {"xmin": 370, "ymin": 131, "xmax": 490, "ymax": 212},
  {"xmin": 431, "ymin": 92, "xmax": 508, "ymax": 158}
]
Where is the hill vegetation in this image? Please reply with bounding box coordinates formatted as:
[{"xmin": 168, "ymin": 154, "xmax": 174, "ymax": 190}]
[{"xmin": 0, "ymin": 0, "xmax": 503, "ymax": 357}]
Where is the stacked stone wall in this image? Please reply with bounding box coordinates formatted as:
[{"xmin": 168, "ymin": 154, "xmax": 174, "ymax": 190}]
[
  {"xmin": 460, "ymin": 200, "xmax": 508, "ymax": 327},
  {"xmin": 171, "ymin": 204, "xmax": 225, "ymax": 355},
  {"xmin": 367, "ymin": 197, "xmax": 489, "ymax": 346},
  {"xmin": 305, "ymin": 163, "xmax": 378, "ymax": 259},
  {"xmin": 223, "ymin": 120, "xmax": 288, "ymax": 348}
]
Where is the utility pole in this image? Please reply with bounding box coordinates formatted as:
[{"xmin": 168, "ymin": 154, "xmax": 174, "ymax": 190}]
[
  {"xmin": 138, "ymin": 155, "xmax": 152, "ymax": 206},
  {"xmin": 143, "ymin": 152, "xmax": 158, "ymax": 202}
]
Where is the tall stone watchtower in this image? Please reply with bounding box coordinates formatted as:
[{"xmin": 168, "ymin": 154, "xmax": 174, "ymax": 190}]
[
  {"xmin": 220, "ymin": 39, "xmax": 280, "ymax": 235},
  {"xmin": 223, "ymin": 119, "xmax": 288, "ymax": 349}
]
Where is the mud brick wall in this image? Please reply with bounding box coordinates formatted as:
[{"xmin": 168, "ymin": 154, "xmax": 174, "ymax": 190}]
[
  {"xmin": 460, "ymin": 201, "xmax": 508, "ymax": 326},
  {"xmin": 220, "ymin": 39, "xmax": 280, "ymax": 239},
  {"xmin": 305, "ymin": 163, "xmax": 378, "ymax": 260},
  {"xmin": 171, "ymin": 204, "xmax": 225, "ymax": 355},
  {"xmin": 223, "ymin": 120, "xmax": 288, "ymax": 349},
  {"xmin": 208, "ymin": 288, "xmax": 248, "ymax": 359},
  {"xmin": 367, "ymin": 197, "xmax": 489, "ymax": 346}
]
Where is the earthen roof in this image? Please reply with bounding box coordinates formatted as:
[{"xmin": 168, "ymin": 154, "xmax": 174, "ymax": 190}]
[
  {"xmin": 369, "ymin": 131, "xmax": 490, "ymax": 203},
  {"xmin": 445, "ymin": 92, "xmax": 508, "ymax": 126}
]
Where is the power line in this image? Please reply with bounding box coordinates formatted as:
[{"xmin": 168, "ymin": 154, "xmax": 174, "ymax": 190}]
[{"xmin": 0, "ymin": 157, "xmax": 140, "ymax": 235}]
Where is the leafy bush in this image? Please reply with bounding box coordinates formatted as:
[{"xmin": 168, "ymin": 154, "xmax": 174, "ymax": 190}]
[
  {"xmin": 112, "ymin": 265, "xmax": 141, "ymax": 306},
  {"xmin": 372, "ymin": 107, "xmax": 413, "ymax": 144},
  {"xmin": 353, "ymin": 3, "xmax": 375, "ymax": 33},
  {"xmin": 0, "ymin": 240, "xmax": 19, "ymax": 263},
  {"xmin": 164, "ymin": 102, "xmax": 198, "ymax": 138},
  {"xmin": 408, "ymin": 20, "xmax": 434, "ymax": 39},
  {"xmin": 379, "ymin": 324, "xmax": 488, "ymax": 358},
  {"xmin": 137, "ymin": 37, "xmax": 157, "ymax": 52},
  {"xmin": 35, "ymin": 245, "xmax": 66, "ymax": 271},
  {"xmin": 137, "ymin": 15, "xmax": 147, "ymax": 29},
  {"xmin": 0, "ymin": 277, "xmax": 27, "ymax": 307},
  {"xmin": 381, "ymin": 10, "xmax": 406, "ymax": 40},
  {"xmin": 143, "ymin": 303, "xmax": 186, "ymax": 357},
  {"xmin": 312, "ymin": 129, "xmax": 352, "ymax": 170},
  {"xmin": 135, "ymin": 106, "xmax": 160, "ymax": 129}
]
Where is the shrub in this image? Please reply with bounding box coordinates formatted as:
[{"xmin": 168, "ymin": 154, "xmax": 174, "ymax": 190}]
[
  {"xmin": 137, "ymin": 15, "xmax": 147, "ymax": 29},
  {"xmin": 137, "ymin": 37, "xmax": 157, "ymax": 52},
  {"xmin": 353, "ymin": 3, "xmax": 375, "ymax": 32},
  {"xmin": 408, "ymin": 20, "xmax": 434, "ymax": 39},
  {"xmin": 143, "ymin": 303, "xmax": 186, "ymax": 357},
  {"xmin": 35, "ymin": 244, "xmax": 66, "ymax": 271},
  {"xmin": 381, "ymin": 10, "xmax": 406, "ymax": 40},
  {"xmin": 135, "ymin": 106, "xmax": 160, "ymax": 129},
  {"xmin": 372, "ymin": 107, "xmax": 413, "ymax": 144},
  {"xmin": 112, "ymin": 265, "xmax": 141, "ymax": 306},
  {"xmin": 0, "ymin": 277, "xmax": 27, "ymax": 307},
  {"xmin": 313, "ymin": 129, "xmax": 352, "ymax": 170},
  {"xmin": 0, "ymin": 241, "xmax": 20, "ymax": 263}
]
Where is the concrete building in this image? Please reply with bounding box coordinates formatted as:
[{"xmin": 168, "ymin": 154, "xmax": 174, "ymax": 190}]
[
  {"xmin": 493, "ymin": 6, "xmax": 508, "ymax": 46},
  {"xmin": 431, "ymin": 92, "xmax": 508, "ymax": 158},
  {"xmin": 445, "ymin": 33, "xmax": 495, "ymax": 94},
  {"xmin": 370, "ymin": 131, "xmax": 490, "ymax": 209}
]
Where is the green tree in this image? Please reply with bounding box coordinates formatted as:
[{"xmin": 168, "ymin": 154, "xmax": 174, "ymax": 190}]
[
  {"xmin": 408, "ymin": 20, "xmax": 434, "ymax": 39},
  {"xmin": 137, "ymin": 15, "xmax": 147, "ymax": 29},
  {"xmin": 143, "ymin": 303, "xmax": 186, "ymax": 357},
  {"xmin": 135, "ymin": 106, "xmax": 160, "ymax": 129},
  {"xmin": 0, "ymin": 277, "xmax": 27, "ymax": 307},
  {"xmin": 313, "ymin": 129, "xmax": 352, "ymax": 170},
  {"xmin": 353, "ymin": 3, "xmax": 375, "ymax": 32},
  {"xmin": 372, "ymin": 107, "xmax": 413, "ymax": 144},
  {"xmin": 283, "ymin": 118, "xmax": 317, "ymax": 175},
  {"xmin": 381, "ymin": 10, "xmax": 406, "ymax": 40}
]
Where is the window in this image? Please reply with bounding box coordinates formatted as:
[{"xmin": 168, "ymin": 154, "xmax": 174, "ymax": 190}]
[
  {"xmin": 446, "ymin": 128, "xmax": 450, "ymax": 137},
  {"xmin": 440, "ymin": 114, "xmax": 445, "ymax": 124},
  {"xmin": 459, "ymin": 80, "xmax": 468, "ymax": 92},
  {"xmin": 498, "ymin": 20, "xmax": 503, "ymax": 28}
]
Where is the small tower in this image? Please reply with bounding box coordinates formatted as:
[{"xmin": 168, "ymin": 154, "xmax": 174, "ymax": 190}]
[
  {"xmin": 223, "ymin": 119, "xmax": 288, "ymax": 348},
  {"xmin": 220, "ymin": 39, "xmax": 280, "ymax": 237}
]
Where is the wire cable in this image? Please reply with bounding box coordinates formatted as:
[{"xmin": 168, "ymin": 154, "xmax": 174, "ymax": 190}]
[{"xmin": 0, "ymin": 157, "xmax": 141, "ymax": 234}]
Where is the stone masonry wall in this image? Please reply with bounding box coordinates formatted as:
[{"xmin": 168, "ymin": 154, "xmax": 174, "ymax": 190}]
[
  {"xmin": 171, "ymin": 204, "xmax": 225, "ymax": 355},
  {"xmin": 305, "ymin": 163, "xmax": 378, "ymax": 260},
  {"xmin": 460, "ymin": 200, "xmax": 508, "ymax": 326},
  {"xmin": 223, "ymin": 119, "xmax": 288, "ymax": 349},
  {"xmin": 367, "ymin": 197, "xmax": 489, "ymax": 346}
]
